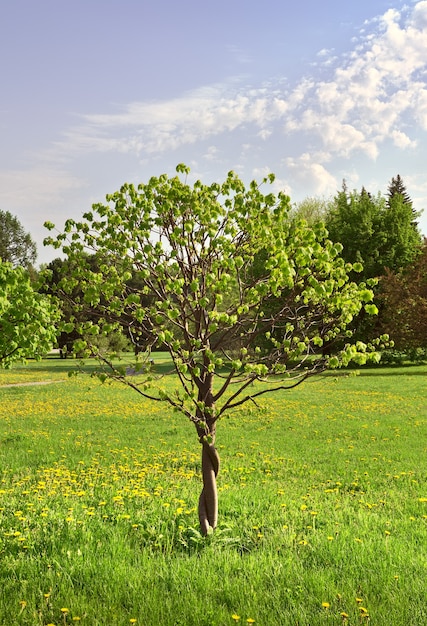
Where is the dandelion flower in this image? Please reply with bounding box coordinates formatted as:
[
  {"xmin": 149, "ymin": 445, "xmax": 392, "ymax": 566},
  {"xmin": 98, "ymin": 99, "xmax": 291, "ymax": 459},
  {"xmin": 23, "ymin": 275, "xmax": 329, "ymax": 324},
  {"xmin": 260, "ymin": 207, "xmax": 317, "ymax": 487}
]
[
  {"xmin": 322, "ymin": 602, "xmax": 330, "ymax": 609},
  {"xmin": 246, "ymin": 619, "xmax": 256, "ymax": 624},
  {"xmin": 231, "ymin": 615, "xmax": 240, "ymax": 622}
]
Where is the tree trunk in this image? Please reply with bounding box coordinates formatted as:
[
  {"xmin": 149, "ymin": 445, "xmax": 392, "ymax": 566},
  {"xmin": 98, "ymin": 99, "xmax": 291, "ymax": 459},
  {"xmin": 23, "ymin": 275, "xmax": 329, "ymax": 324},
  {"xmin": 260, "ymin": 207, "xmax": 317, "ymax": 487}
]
[{"xmin": 196, "ymin": 421, "xmax": 220, "ymax": 536}]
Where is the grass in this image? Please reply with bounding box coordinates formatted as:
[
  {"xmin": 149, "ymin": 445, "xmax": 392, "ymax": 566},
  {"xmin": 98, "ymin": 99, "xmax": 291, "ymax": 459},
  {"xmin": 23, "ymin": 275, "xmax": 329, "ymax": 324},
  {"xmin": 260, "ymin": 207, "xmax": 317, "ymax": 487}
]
[{"xmin": 0, "ymin": 357, "xmax": 426, "ymax": 625}]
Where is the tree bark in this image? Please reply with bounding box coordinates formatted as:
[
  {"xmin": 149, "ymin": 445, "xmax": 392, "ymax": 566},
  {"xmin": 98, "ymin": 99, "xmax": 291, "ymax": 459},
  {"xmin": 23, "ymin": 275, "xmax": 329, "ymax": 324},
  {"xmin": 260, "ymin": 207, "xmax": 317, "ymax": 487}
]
[{"xmin": 198, "ymin": 429, "xmax": 220, "ymax": 535}]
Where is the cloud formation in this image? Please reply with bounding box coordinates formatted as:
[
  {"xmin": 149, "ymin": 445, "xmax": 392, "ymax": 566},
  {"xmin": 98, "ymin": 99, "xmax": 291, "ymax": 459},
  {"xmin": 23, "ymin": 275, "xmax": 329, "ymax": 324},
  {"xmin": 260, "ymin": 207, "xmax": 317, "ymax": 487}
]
[{"xmin": 55, "ymin": 0, "xmax": 427, "ymax": 182}]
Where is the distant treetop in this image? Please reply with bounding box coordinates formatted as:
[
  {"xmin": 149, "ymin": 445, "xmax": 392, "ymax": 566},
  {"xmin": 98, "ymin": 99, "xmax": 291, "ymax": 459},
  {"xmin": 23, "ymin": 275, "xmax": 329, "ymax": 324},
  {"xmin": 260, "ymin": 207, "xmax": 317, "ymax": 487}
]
[{"xmin": 0, "ymin": 210, "xmax": 37, "ymax": 268}]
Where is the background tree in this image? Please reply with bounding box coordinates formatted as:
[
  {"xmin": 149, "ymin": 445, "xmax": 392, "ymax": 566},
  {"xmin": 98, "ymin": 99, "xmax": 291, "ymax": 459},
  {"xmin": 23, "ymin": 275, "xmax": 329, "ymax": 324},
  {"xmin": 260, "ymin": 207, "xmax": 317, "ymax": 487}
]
[
  {"xmin": 45, "ymin": 165, "xmax": 384, "ymax": 534},
  {"xmin": 325, "ymin": 178, "xmax": 422, "ymax": 280},
  {"xmin": 324, "ymin": 179, "xmax": 423, "ymax": 346},
  {"xmin": 324, "ymin": 184, "xmax": 385, "ymax": 280},
  {"xmin": 0, "ymin": 210, "xmax": 37, "ymax": 268},
  {"xmin": 0, "ymin": 261, "xmax": 59, "ymax": 367},
  {"xmin": 43, "ymin": 256, "xmax": 131, "ymax": 357},
  {"xmin": 387, "ymin": 174, "xmax": 415, "ymax": 215},
  {"xmin": 377, "ymin": 239, "xmax": 427, "ymax": 352},
  {"xmin": 291, "ymin": 196, "xmax": 328, "ymax": 226},
  {"xmin": 380, "ymin": 175, "xmax": 422, "ymax": 270}
]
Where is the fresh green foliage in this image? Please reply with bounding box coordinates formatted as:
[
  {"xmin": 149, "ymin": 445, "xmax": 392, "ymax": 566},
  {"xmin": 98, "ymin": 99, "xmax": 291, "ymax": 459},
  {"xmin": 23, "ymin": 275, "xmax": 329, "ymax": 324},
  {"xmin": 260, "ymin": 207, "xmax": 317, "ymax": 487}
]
[
  {"xmin": 44, "ymin": 166, "xmax": 382, "ymax": 428},
  {"xmin": 1, "ymin": 358, "xmax": 426, "ymax": 625},
  {"xmin": 0, "ymin": 261, "xmax": 59, "ymax": 367},
  {"xmin": 0, "ymin": 210, "xmax": 37, "ymax": 268}
]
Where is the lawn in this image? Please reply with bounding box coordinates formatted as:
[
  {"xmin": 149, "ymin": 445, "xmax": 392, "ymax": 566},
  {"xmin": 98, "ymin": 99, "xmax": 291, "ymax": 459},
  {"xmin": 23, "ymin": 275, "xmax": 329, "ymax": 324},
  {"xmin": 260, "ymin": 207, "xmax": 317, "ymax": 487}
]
[{"xmin": 1, "ymin": 357, "xmax": 426, "ymax": 625}]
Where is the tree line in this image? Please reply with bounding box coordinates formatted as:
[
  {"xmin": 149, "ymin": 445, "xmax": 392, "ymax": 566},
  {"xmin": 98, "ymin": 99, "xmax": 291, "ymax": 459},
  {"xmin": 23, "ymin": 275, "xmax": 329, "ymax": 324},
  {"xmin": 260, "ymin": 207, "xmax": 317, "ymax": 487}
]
[
  {"xmin": 1, "ymin": 173, "xmax": 425, "ymax": 369},
  {"xmin": 293, "ymin": 175, "xmax": 426, "ymax": 358}
]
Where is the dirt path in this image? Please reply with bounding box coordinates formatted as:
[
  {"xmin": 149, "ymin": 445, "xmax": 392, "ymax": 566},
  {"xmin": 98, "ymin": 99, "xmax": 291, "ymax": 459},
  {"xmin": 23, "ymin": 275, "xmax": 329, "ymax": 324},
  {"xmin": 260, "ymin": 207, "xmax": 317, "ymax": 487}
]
[{"xmin": 0, "ymin": 380, "xmax": 67, "ymax": 388}]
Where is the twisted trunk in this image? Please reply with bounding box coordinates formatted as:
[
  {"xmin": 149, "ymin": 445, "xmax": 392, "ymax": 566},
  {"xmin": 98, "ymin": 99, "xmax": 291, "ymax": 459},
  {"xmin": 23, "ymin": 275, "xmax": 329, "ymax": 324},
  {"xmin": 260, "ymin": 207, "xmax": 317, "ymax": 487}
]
[
  {"xmin": 197, "ymin": 425, "xmax": 220, "ymax": 535},
  {"xmin": 195, "ymin": 373, "xmax": 220, "ymax": 535}
]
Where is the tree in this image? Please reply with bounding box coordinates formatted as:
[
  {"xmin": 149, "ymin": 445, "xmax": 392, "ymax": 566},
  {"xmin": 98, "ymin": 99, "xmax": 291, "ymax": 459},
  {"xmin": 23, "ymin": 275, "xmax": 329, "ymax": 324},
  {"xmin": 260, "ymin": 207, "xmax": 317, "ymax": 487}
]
[
  {"xmin": 380, "ymin": 175, "xmax": 422, "ymax": 270},
  {"xmin": 0, "ymin": 261, "xmax": 59, "ymax": 368},
  {"xmin": 0, "ymin": 210, "xmax": 37, "ymax": 268},
  {"xmin": 43, "ymin": 256, "xmax": 131, "ymax": 358},
  {"xmin": 291, "ymin": 196, "xmax": 328, "ymax": 226},
  {"xmin": 377, "ymin": 239, "xmax": 427, "ymax": 351},
  {"xmin": 387, "ymin": 174, "xmax": 413, "ymax": 210},
  {"xmin": 325, "ymin": 184, "xmax": 386, "ymax": 280},
  {"xmin": 325, "ymin": 180, "xmax": 422, "ymax": 280},
  {"xmin": 44, "ymin": 165, "xmax": 383, "ymax": 534}
]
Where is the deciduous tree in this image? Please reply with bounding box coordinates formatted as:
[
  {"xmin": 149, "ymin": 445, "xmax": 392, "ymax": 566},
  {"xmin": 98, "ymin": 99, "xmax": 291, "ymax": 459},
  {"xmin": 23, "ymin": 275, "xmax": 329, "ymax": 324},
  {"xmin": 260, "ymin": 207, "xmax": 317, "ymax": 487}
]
[
  {"xmin": 0, "ymin": 210, "xmax": 37, "ymax": 268},
  {"xmin": 44, "ymin": 165, "xmax": 384, "ymax": 534},
  {"xmin": 378, "ymin": 240, "xmax": 427, "ymax": 350},
  {"xmin": 0, "ymin": 261, "xmax": 59, "ymax": 367}
]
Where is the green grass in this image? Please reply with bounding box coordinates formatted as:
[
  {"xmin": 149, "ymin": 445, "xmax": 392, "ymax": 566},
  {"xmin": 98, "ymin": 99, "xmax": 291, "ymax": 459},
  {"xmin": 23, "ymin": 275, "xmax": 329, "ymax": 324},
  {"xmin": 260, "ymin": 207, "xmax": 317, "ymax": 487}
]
[{"xmin": 1, "ymin": 358, "xmax": 426, "ymax": 625}]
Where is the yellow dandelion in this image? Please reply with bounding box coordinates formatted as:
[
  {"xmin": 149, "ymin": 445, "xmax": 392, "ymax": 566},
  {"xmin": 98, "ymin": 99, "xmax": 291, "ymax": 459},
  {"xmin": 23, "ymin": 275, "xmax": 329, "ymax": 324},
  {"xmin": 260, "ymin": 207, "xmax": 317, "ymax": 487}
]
[
  {"xmin": 130, "ymin": 620, "xmax": 137, "ymax": 624},
  {"xmin": 60, "ymin": 608, "xmax": 69, "ymax": 613},
  {"xmin": 246, "ymin": 619, "xmax": 255, "ymax": 624},
  {"xmin": 322, "ymin": 602, "xmax": 330, "ymax": 609},
  {"xmin": 231, "ymin": 615, "xmax": 240, "ymax": 622}
]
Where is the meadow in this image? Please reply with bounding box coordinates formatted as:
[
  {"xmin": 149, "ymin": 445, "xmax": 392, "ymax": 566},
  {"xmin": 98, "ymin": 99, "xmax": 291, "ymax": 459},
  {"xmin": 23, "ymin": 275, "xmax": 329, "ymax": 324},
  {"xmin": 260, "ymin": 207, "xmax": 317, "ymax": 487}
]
[{"xmin": 0, "ymin": 357, "xmax": 426, "ymax": 625}]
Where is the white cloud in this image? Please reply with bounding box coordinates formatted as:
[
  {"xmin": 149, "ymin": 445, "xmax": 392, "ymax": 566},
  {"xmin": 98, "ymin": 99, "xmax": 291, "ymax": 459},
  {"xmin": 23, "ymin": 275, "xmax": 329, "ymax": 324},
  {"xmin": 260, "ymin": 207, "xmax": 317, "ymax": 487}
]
[
  {"xmin": 0, "ymin": 168, "xmax": 85, "ymax": 210},
  {"xmin": 390, "ymin": 129, "xmax": 418, "ymax": 149},
  {"xmin": 50, "ymin": 2, "xmax": 426, "ymax": 172},
  {"xmin": 284, "ymin": 154, "xmax": 338, "ymax": 197}
]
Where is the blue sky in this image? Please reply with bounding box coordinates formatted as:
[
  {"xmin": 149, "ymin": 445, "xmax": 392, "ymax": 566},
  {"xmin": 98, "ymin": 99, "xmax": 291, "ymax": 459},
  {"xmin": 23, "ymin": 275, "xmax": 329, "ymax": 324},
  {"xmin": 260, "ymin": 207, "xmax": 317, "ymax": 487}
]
[{"xmin": 1, "ymin": 0, "xmax": 427, "ymax": 265}]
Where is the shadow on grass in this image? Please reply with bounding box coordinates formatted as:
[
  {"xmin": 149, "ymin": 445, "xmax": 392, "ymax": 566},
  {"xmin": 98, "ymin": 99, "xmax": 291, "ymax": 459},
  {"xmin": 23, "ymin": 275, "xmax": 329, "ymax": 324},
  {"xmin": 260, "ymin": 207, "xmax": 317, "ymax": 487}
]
[
  {"xmin": 24, "ymin": 354, "xmax": 427, "ymax": 382},
  {"xmin": 25, "ymin": 352, "xmax": 176, "ymax": 377},
  {"xmin": 324, "ymin": 363, "xmax": 427, "ymax": 378}
]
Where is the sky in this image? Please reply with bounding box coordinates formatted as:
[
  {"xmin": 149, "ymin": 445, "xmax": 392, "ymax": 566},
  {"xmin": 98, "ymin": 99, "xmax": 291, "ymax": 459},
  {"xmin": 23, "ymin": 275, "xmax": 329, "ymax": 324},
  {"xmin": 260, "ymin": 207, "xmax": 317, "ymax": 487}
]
[{"xmin": 1, "ymin": 0, "xmax": 427, "ymax": 266}]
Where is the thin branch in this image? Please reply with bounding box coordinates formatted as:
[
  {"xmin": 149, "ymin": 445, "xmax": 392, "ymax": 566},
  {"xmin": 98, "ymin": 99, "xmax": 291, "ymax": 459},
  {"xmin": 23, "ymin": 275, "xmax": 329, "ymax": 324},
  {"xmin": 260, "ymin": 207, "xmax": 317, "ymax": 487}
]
[{"xmin": 217, "ymin": 372, "xmax": 312, "ymax": 415}]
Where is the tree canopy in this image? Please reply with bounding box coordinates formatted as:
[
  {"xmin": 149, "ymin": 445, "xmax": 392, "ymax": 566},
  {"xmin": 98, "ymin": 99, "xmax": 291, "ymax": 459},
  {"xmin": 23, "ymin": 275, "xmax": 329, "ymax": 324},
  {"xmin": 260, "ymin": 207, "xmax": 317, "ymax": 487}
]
[
  {"xmin": 45, "ymin": 165, "xmax": 384, "ymax": 533},
  {"xmin": 0, "ymin": 210, "xmax": 37, "ymax": 268},
  {"xmin": 378, "ymin": 240, "xmax": 427, "ymax": 352},
  {"xmin": 324, "ymin": 179, "xmax": 422, "ymax": 280},
  {"xmin": 0, "ymin": 261, "xmax": 59, "ymax": 368}
]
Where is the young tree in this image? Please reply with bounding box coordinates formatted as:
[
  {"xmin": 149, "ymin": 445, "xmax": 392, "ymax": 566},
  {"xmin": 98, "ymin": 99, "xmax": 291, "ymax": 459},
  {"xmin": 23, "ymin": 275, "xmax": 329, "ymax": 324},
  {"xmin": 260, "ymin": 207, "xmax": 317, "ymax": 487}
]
[
  {"xmin": 44, "ymin": 165, "xmax": 383, "ymax": 534},
  {"xmin": 0, "ymin": 261, "xmax": 59, "ymax": 368},
  {"xmin": 0, "ymin": 210, "xmax": 37, "ymax": 268}
]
